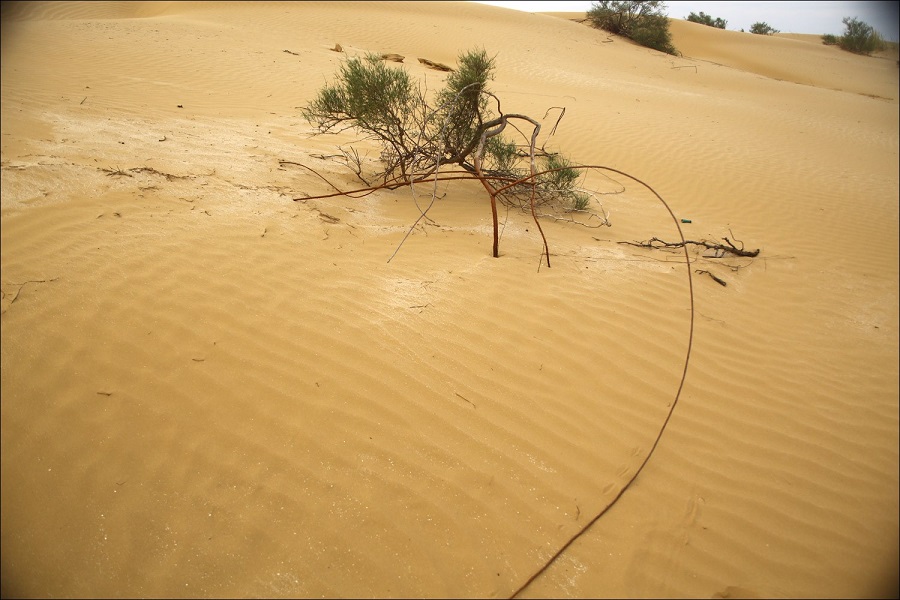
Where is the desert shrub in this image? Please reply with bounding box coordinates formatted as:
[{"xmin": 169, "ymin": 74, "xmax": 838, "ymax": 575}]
[
  {"xmin": 630, "ymin": 13, "xmax": 679, "ymax": 54},
  {"xmin": 302, "ymin": 47, "xmax": 586, "ymax": 214},
  {"xmin": 838, "ymin": 16, "xmax": 886, "ymax": 55},
  {"xmin": 686, "ymin": 11, "xmax": 726, "ymax": 29},
  {"xmin": 587, "ymin": 1, "xmax": 678, "ymax": 55},
  {"xmin": 821, "ymin": 33, "xmax": 839, "ymax": 45},
  {"xmin": 301, "ymin": 47, "xmax": 613, "ymax": 263},
  {"xmin": 750, "ymin": 22, "xmax": 779, "ymax": 35}
]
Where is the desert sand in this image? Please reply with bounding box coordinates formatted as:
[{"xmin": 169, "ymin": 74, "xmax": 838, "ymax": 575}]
[{"xmin": 1, "ymin": 2, "xmax": 897, "ymax": 598}]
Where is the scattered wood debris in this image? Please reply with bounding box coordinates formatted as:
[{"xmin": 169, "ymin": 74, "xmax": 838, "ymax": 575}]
[
  {"xmin": 418, "ymin": 57, "xmax": 453, "ymax": 72},
  {"xmin": 696, "ymin": 269, "xmax": 727, "ymax": 286}
]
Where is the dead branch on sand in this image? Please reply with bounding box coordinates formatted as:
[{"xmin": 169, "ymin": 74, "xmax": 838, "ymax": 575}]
[
  {"xmin": 1, "ymin": 277, "xmax": 60, "ymax": 313},
  {"xmin": 618, "ymin": 235, "xmax": 760, "ymax": 257},
  {"xmin": 101, "ymin": 166, "xmax": 132, "ymax": 177}
]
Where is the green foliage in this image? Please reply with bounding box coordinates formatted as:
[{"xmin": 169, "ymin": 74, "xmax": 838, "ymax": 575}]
[
  {"xmin": 572, "ymin": 191, "xmax": 591, "ymax": 211},
  {"xmin": 749, "ymin": 22, "xmax": 779, "ymax": 35},
  {"xmin": 482, "ymin": 135, "xmax": 518, "ymax": 174},
  {"xmin": 686, "ymin": 11, "xmax": 726, "ymax": 29},
  {"xmin": 301, "ymin": 54, "xmax": 425, "ymax": 180},
  {"xmin": 435, "ymin": 48, "xmax": 496, "ymax": 161},
  {"xmin": 539, "ymin": 153, "xmax": 579, "ymax": 191},
  {"xmin": 821, "ymin": 33, "xmax": 839, "ymax": 45},
  {"xmin": 587, "ymin": 1, "xmax": 678, "ymax": 55},
  {"xmin": 301, "ymin": 54, "xmax": 414, "ymax": 135},
  {"xmin": 837, "ymin": 16, "xmax": 886, "ymax": 55},
  {"xmin": 536, "ymin": 154, "xmax": 589, "ymax": 211}
]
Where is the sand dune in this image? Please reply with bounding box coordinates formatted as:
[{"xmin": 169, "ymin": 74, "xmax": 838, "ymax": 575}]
[
  {"xmin": 2, "ymin": 2, "xmax": 897, "ymax": 598},
  {"xmin": 668, "ymin": 19, "xmax": 899, "ymax": 99}
]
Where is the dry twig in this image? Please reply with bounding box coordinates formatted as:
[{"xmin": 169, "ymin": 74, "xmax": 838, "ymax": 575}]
[
  {"xmin": 695, "ymin": 269, "xmax": 727, "ymax": 286},
  {"xmin": 1, "ymin": 277, "xmax": 60, "ymax": 312},
  {"xmin": 101, "ymin": 166, "xmax": 132, "ymax": 177}
]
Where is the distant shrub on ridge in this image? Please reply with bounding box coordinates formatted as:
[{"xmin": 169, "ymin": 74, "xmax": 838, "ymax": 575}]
[
  {"xmin": 837, "ymin": 16, "xmax": 886, "ymax": 55},
  {"xmin": 750, "ymin": 22, "xmax": 779, "ymax": 35},
  {"xmin": 587, "ymin": 0, "xmax": 678, "ymax": 55},
  {"xmin": 686, "ymin": 11, "xmax": 726, "ymax": 29},
  {"xmin": 821, "ymin": 33, "xmax": 839, "ymax": 45}
]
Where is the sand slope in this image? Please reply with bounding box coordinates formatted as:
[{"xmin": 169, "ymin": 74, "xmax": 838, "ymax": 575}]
[{"xmin": 2, "ymin": 2, "xmax": 897, "ymax": 598}]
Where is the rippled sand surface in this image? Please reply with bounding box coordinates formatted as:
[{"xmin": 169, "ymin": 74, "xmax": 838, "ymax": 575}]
[{"xmin": 2, "ymin": 2, "xmax": 897, "ymax": 597}]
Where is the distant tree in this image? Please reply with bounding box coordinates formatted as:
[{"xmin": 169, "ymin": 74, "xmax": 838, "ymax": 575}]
[
  {"xmin": 686, "ymin": 11, "xmax": 726, "ymax": 29},
  {"xmin": 837, "ymin": 16, "xmax": 886, "ymax": 55},
  {"xmin": 749, "ymin": 21, "xmax": 779, "ymax": 35},
  {"xmin": 587, "ymin": 1, "xmax": 678, "ymax": 55}
]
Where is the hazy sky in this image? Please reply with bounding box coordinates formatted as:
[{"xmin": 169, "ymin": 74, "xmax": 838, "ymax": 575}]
[{"xmin": 470, "ymin": 1, "xmax": 900, "ymax": 40}]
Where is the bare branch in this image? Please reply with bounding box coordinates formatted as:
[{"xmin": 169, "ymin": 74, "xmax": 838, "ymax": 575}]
[{"xmin": 618, "ymin": 236, "xmax": 760, "ymax": 257}]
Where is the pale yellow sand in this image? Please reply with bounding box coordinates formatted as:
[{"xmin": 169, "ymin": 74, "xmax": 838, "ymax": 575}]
[{"xmin": 1, "ymin": 2, "xmax": 897, "ymax": 598}]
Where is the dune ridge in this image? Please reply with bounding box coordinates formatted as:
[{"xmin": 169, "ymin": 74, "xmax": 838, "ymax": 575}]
[{"xmin": 2, "ymin": 2, "xmax": 897, "ymax": 598}]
